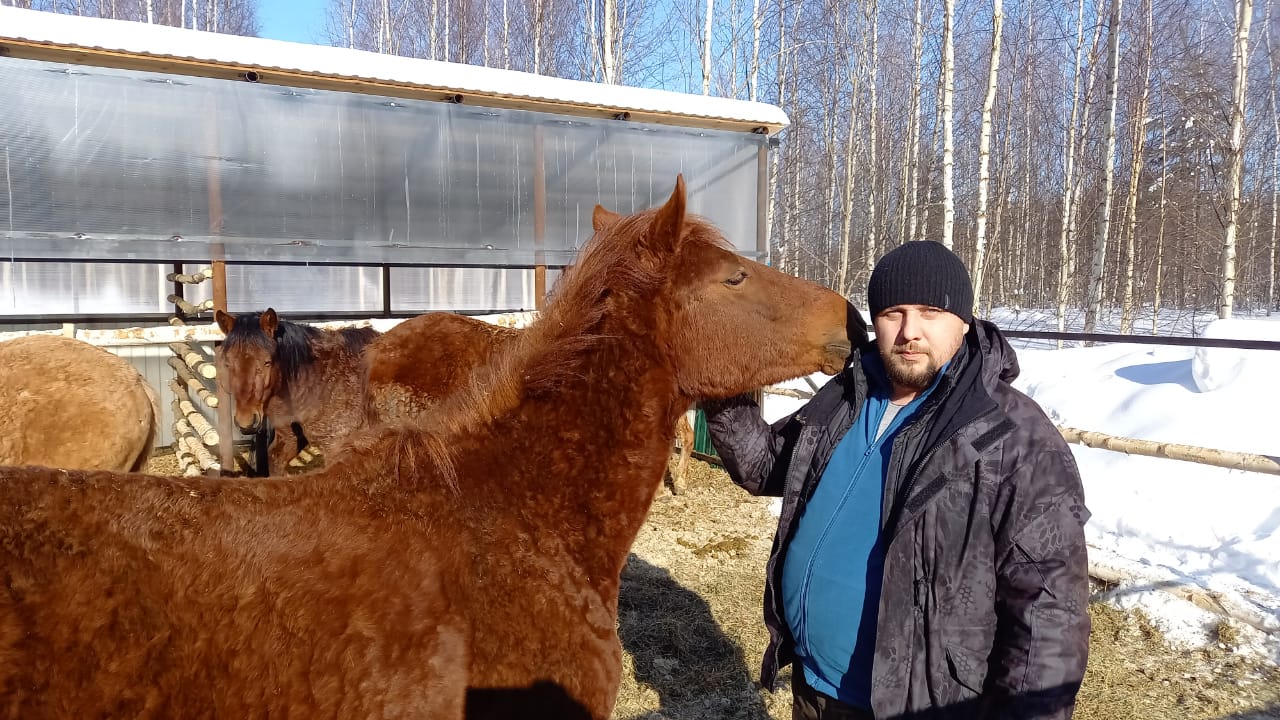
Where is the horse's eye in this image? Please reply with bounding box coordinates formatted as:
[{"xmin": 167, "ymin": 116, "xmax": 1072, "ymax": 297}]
[{"xmin": 724, "ymin": 270, "xmax": 748, "ymax": 287}]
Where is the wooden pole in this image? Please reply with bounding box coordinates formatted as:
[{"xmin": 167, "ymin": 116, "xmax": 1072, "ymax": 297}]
[
  {"xmin": 533, "ymin": 125, "xmax": 547, "ymax": 310},
  {"xmin": 211, "ymin": 260, "xmax": 234, "ymax": 475},
  {"xmin": 1059, "ymin": 426, "xmax": 1280, "ymax": 476}
]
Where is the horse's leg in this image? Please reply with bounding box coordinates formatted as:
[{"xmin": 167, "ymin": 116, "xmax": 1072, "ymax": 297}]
[
  {"xmin": 267, "ymin": 422, "xmax": 299, "ymax": 476},
  {"xmin": 670, "ymin": 410, "xmax": 695, "ymax": 496}
]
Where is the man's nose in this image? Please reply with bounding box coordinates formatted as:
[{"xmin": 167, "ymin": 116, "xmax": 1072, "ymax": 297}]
[{"xmin": 899, "ymin": 312, "xmax": 923, "ymax": 340}]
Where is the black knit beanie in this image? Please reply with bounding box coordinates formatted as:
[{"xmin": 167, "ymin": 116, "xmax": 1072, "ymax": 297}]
[{"xmin": 867, "ymin": 241, "xmax": 974, "ymax": 323}]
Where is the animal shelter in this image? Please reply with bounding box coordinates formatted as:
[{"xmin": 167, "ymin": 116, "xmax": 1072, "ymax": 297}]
[{"xmin": 0, "ymin": 5, "xmax": 787, "ymax": 468}]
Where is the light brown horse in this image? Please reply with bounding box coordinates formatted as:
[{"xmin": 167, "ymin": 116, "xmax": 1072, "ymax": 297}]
[
  {"xmin": 0, "ymin": 176, "xmax": 860, "ymax": 719},
  {"xmin": 0, "ymin": 334, "xmax": 159, "ymax": 472},
  {"xmin": 361, "ymin": 312, "xmax": 699, "ymax": 493},
  {"xmin": 213, "ymin": 309, "xmax": 379, "ymax": 475}
]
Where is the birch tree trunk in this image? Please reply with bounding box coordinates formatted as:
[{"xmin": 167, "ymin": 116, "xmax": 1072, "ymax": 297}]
[
  {"xmin": 1269, "ymin": 0, "xmax": 1278, "ymax": 315},
  {"xmin": 940, "ymin": 0, "xmax": 956, "ymax": 249},
  {"xmin": 1057, "ymin": 0, "xmax": 1088, "ymax": 336},
  {"xmin": 767, "ymin": 0, "xmax": 788, "ymax": 271},
  {"xmin": 1018, "ymin": 12, "xmax": 1036, "ymax": 307},
  {"xmin": 602, "ymin": 0, "xmax": 616, "ymax": 83},
  {"xmin": 1121, "ymin": 0, "xmax": 1153, "ymax": 333},
  {"xmin": 1084, "ymin": 0, "xmax": 1123, "ymax": 335},
  {"xmin": 1221, "ymin": 0, "xmax": 1255, "ymax": 319},
  {"xmin": 1152, "ymin": 96, "xmax": 1169, "ymax": 333},
  {"xmin": 702, "ymin": 0, "xmax": 714, "ymax": 95},
  {"xmin": 864, "ymin": 0, "xmax": 879, "ymax": 284},
  {"xmin": 502, "ymin": 0, "xmax": 510, "ymax": 68},
  {"xmin": 749, "ymin": 0, "xmax": 762, "ymax": 101},
  {"xmin": 443, "ymin": 0, "xmax": 451, "ymax": 62},
  {"xmin": 972, "ymin": 0, "xmax": 1003, "ymax": 310},
  {"xmin": 903, "ymin": 0, "xmax": 925, "ymax": 245},
  {"xmin": 835, "ymin": 0, "xmax": 863, "ymax": 295},
  {"xmin": 428, "ymin": 0, "xmax": 438, "ymax": 59},
  {"xmin": 346, "ymin": 0, "xmax": 355, "ymax": 48}
]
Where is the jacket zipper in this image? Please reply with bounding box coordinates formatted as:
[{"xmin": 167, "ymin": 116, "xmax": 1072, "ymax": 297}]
[{"xmin": 888, "ymin": 424, "xmax": 963, "ymax": 541}]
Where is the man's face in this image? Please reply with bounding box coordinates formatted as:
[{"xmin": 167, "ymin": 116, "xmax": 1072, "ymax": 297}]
[{"xmin": 873, "ymin": 304, "xmax": 969, "ymax": 397}]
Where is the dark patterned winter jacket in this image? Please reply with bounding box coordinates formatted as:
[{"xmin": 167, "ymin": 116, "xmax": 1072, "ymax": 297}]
[{"xmin": 704, "ymin": 319, "xmax": 1090, "ymax": 720}]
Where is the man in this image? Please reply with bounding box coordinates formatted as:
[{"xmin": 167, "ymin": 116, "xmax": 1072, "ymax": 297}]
[{"xmin": 705, "ymin": 241, "xmax": 1090, "ymax": 720}]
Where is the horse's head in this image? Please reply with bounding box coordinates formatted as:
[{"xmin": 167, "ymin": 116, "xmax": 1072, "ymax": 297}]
[
  {"xmin": 215, "ymin": 308, "xmax": 283, "ymax": 435},
  {"xmin": 591, "ymin": 176, "xmax": 865, "ymax": 401}
]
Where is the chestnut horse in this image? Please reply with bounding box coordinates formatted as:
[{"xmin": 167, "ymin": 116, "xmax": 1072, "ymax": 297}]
[
  {"xmin": 0, "ymin": 335, "xmax": 159, "ymax": 472},
  {"xmin": 362, "ymin": 312, "xmax": 520, "ymax": 426},
  {"xmin": 0, "ymin": 176, "xmax": 859, "ymax": 719},
  {"xmin": 361, "ymin": 312, "xmax": 699, "ymax": 493},
  {"xmin": 213, "ymin": 309, "xmax": 379, "ymax": 475}
]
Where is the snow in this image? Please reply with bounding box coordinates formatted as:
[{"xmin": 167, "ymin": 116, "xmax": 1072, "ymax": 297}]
[
  {"xmin": 0, "ymin": 6, "xmax": 788, "ymax": 129},
  {"xmin": 763, "ymin": 309, "xmax": 1280, "ymax": 664}
]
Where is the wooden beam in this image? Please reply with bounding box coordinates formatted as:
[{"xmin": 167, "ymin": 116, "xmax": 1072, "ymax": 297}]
[{"xmin": 0, "ymin": 40, "xmax": 785, "ymax": 135}]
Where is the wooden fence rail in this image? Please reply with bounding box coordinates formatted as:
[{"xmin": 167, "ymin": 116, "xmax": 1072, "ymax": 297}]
[{"xmin": 1059, "ymin": 427, "xmax": 1280, "ymax": 476}]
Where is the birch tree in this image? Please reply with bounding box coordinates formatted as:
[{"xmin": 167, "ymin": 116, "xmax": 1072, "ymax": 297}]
[
  {"xmin": 1269, "ymin": 0, "xmax": 1279, "ymax": 314},
  {"xmin": 940, "ymin": 0, "xmax": 956, "ymax": 249},
  {"xmin": 701, "ymin": 0, "xmax": 714, "ymax": 95},
  {"xmin": 1220, "ymin": 0, "xmax": 1255, "ymax": 319},
  {"xmin": 972, "ymin": 0, "xmax": 1003, "ymax": 310},
  {"xmin": 1120, "ymin": 0, "xmax": 1153, "ymax": 332},
  {"xmin": 863, "ymin": 0, "xmax": 879, "ymax": 285},
  {"xmin": 1084, "ymin": 0, "xmax": 1123, "ymax": 335},
  {"xmin": 1057, "ymin": 0, "xmax": 1088, "ymax": 334},
  {"xmin": 899, "ymin": 0, "xmax": 925, "ymax": 246},
  {"xmin": 748, "ymin": 0, "xmax": 762, "ymax": 101}
]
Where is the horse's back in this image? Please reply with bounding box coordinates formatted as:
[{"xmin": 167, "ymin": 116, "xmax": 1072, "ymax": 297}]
[
  {"xmin": 0, "ymin": 335, "xmax": 158, "ymax": 472},
  {"xmin": 0, "ymin": 464, "xmax": 470, "ymax": 718},
  {"xmin": 364, "ymin": 313, "xmax": 518, "ymax": 423}
]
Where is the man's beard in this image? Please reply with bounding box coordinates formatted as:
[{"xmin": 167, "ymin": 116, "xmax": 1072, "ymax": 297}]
[{"xmin": 884, "ymin": 348, "xmax": 941, "ymax": 392}]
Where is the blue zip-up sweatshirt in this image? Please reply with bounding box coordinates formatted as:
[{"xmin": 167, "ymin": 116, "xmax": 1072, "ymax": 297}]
[{"xmin": 781, "ymin": 352, "xmax": 945, "ymax": 708}]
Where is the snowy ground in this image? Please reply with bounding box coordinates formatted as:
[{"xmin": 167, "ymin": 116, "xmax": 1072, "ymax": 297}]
[{"xmin": 763, "ymin": 306, "xmax": 1280, "ymax": 664}]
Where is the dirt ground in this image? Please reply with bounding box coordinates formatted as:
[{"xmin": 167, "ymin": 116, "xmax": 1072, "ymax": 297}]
[
  {"xmin": 146, "ymin": 448, "xmax": 1280, "ymax": 718},
  {"xmin": 615, "ymin": 457, "xmax": 1280, "ymax": 720}
]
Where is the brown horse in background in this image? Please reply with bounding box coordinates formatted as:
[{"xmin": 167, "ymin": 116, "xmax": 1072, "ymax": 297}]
[
  {"xmin": 0, "ymin": 176, "xmax": 859, "ymax": 719},
  {"xmin": 0, "ymin": 335, "xmax": 159, "ymax": 472},
  {"xmin": 214, "ymin": 309, "xmax": 379, "ymax": 475},
  {"xmin": 362, "ymin": 312, "xmax": 699, "ymax": 493}
]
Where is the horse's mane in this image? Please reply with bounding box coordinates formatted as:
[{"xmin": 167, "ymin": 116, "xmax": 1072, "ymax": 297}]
[
  {"xmin": 350, "ymin": 207, "xmax": 730, "ymax": 493},
  {"xmin": 224, "ymin": 314, "xmax": 377, "ymax": 385}
]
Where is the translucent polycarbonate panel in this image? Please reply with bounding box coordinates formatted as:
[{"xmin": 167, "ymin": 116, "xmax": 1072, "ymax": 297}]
[
  {"xmin": 0, "ymin": 55, "xmax": 766, "ymax": 266},
  {"xmin": 0, "ymin": 261, "xmax": 171, "ymax": 315},
  {"xmin": 216, "ymin": 265, "xmax": 384, "ymax": 314},
  {"xmin": 390, "ymin": 266, "xmax": 544, "ymax": 313}
]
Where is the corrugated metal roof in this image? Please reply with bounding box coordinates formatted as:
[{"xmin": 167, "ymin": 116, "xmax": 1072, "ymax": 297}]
[{"xmin": 0, "ymin": 6, "xmax": 790, "ymax": 132}]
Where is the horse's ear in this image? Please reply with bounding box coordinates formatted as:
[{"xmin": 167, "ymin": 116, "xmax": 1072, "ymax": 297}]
[
  {"xmin": 592, "ymin": 205, "xmax": 622, "ymax": 231},
  {"xmin": 649, "ymin": 175, "xmax": 687, "ymax": 252},
  {"xmin": 260, "ymin": 308, "xmax": 279, "ymax": 338},
  {"xmin": 215, "ymin": 309, "xmax": 235, "ymax": 335}
]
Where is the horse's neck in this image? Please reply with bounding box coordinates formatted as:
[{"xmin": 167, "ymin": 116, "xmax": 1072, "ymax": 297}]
[
  {"xmin": 276, "ymin": 332, "xmax": 365, "ymax": 429},
  {"xmin": 505, "ymin": 328, "xmax": 687, "ymax": 584}
]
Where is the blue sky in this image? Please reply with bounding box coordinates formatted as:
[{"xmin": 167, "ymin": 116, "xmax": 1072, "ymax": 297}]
[{"xmin": 257, "ymin": 0, "xmax": 330, "ymax": 45}]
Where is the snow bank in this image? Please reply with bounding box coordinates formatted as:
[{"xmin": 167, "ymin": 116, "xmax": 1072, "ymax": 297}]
[{"xmin": 1192, "ymin": 318, "xmax": 1280, "ymax": 392}]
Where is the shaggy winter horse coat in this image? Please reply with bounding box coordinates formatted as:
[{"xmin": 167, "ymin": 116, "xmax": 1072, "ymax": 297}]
[
  {"xmin": 214, "ymin": 309, "xmax": 379, "ymax": 474},
  {"xmin": 0, "ymin": 334, "xmax": 159, "ymax": 472},
  {"xmin": 0, "ymin": 176, "xmax": 856, "ymax": 719}
]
